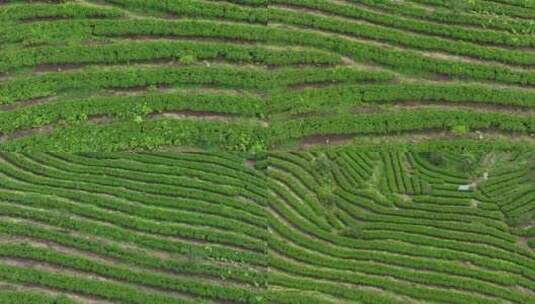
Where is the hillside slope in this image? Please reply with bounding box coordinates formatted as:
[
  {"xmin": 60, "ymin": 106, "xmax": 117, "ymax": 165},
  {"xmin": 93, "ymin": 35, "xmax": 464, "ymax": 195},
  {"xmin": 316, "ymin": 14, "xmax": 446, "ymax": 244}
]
[
  {"xmin": 267, "ymin": 151, "xmax": 535, "ymax": 303},
  {"xmin": 0, "ymin": 151, "xmax": 533, "ymax": 303},
  {"xmin": 0, "ymin": 0, "xmax": 534, "ymax": 151},
  {"xmin": 0, "ymin": 152, "xmax": 268, "ymax": 303}
]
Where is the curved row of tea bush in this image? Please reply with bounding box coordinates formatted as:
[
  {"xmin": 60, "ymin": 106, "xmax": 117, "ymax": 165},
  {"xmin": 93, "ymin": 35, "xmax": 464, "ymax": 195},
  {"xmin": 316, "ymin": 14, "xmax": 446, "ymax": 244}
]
[
  {"xmin": 2, "ymin": 0, "xmax": 534, "ymax": 150},
  {"xmin": 266, "ymin": 151, "xmax": 535, "ymax": 303},
  {"xmin": 0, "ymin": 152, "xmax": 268, "ymax": 303}
]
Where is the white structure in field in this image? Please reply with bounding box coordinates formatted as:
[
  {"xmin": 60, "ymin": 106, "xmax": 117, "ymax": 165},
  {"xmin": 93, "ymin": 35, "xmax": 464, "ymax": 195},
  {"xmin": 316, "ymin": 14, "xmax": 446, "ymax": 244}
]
[{"xmin": 458, "ymin": 185, "xmax": 471, "ymax": 191}]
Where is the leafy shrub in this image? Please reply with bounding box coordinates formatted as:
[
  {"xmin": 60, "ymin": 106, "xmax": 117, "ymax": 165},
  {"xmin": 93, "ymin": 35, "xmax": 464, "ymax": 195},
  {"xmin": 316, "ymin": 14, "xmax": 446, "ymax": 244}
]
[
  {"xmin": 339, "ymin": 226, "xmax": 364, "ymax": 238},
  {"xmin": 449, "ymin": 0, "xmax": 475, "ymax": 12},
  {"xmin": 506, "ymin": 212, "xmax": 533, "ymax": 227},
  {"xmin": 451, "ymin": 125, "xmax": 469, "ymax": 135},
  {"xmin": 179, "ymin": 54, "xmax": 197, "ymax": 65},
  {"xmin": 458, "ymin": 154, "xmax": 478, "ymax": 174},
  {"xmin": 312, "ymin": 154, "xmax": 333, "ymax": 183},
  {"xmin": 316, "ymin": 184, "xmax": 337, "ymax": 208},
  {"xmin": 421, "ymin": 152, "xmax": 446, "ymax": 167}
]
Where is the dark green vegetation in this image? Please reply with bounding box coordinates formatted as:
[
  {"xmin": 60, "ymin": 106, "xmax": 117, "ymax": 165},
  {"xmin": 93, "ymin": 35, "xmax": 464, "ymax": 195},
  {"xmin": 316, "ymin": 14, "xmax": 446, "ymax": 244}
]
[
  {"xmin": 0, "ymin": 0, "xmax": 535, "ymax": 151},
  {"xmin": 2, "ymin": 2, "xmax": 534, "ymax": 303},
  {"xmin": 0, "ymin": 152, "xmax": 268, "ymax": 303},
  {"xmin": 0, "ymin": 151, "xmax": 533, "ymax": 303},
  {"xmin": 267, "ymin": 150, "xmax": 535, "ymax": 303}
]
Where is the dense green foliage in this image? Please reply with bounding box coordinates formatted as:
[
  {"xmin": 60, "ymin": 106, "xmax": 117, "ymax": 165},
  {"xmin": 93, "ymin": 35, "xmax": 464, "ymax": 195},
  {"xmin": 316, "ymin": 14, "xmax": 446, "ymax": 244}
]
[
  {"xmin": 0, "ymin": 151, "xmax": 532, "ymax": 302},
  {"xmin": 2, "ymin": 2, "xmax": 534, "ymax": 304},
  {"xmin": 0, "ymin": 0, "xmax": 534, "ymax": 150},
  {"xmin": 0, "ymin": 152, "xmax": 268, "ymax": 303},
  {"xmin": 267, "ymin": 150, "xmax": 535, "ymax": 303}
]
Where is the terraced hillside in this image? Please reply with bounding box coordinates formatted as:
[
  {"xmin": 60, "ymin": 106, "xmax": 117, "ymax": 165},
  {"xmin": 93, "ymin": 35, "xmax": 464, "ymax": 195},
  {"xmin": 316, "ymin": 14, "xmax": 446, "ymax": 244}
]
[
  {"xmin": 1, "ymin": 151, "xmax": 533, "ymax": 303},
  {"xmin": 266, "ymin": 151, "xmax": 535, "ymax": 303},
  {"xmin": 0, "ymin": 152, "xmax": 268, "ymax": 303},
  {"xmin": 267, "ymin": 0, "xmax": 535, "ymax": 149},
  {"xmin": 1, "ymin": 0, "xmax": 535, "ymax": 151},
  {"xmin": 0, "ymin": 0, "xmax": 276, "ymax": 151}
]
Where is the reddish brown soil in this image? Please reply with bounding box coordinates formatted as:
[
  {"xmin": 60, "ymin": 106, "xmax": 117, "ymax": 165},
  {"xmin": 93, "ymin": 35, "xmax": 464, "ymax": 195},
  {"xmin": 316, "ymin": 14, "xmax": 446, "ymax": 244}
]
[
  {"xmin": 0, "ymin": 97, "xmax": 51, "ymax": 111},
  {"xmin": 33, "ymin": 63, "xmax": 84, "ymax": 73},
  {"xmin": 1, "ymin": 125, "xmax": 54, "ymax": 141},
  {"xmin": 149, "ymin": 110, "xmax": 237, "ymax": 121},
  {"xmin": 300, "ymin": 133, "xmax": 355, "ymax": 147}
]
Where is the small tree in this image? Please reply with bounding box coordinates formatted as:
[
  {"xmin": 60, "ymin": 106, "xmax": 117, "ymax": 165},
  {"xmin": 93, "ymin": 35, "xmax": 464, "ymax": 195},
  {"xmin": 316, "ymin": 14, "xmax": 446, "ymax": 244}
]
[
  {"xmin": 133, "ymin": 115, "xmax": 144, "ymax": 124},
  {"xmin": 458, "ymin": 154, "xmax": 477, "ymax": 174},
  {"xmin": 317, "ymin": 185, "xmax": 337, "ymax": 208},
  {"xmin": 312, "ymin": 154, "xmax": 333, "ymax": 183},
  {"xmin": 421, "ymin": 152, "xmax": 446, "ymax": 167}
]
